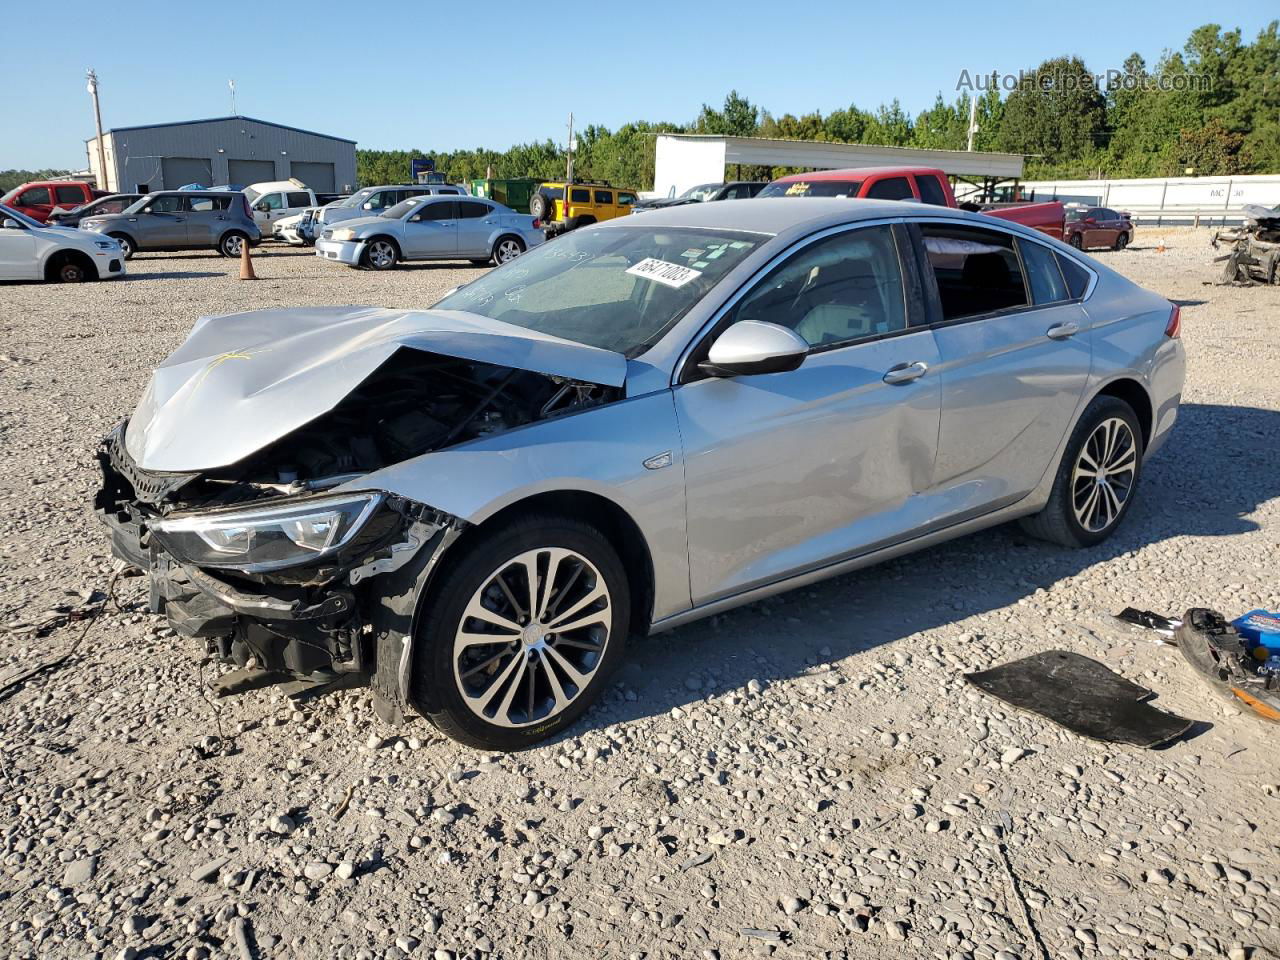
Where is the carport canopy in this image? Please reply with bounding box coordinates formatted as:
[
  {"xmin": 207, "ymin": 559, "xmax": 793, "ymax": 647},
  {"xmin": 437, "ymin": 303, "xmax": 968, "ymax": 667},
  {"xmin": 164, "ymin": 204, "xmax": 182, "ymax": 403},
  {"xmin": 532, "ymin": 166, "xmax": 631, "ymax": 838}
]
[{"xmin": 653, "ymin": 134, "xmax": 1025, "ymax": 198}]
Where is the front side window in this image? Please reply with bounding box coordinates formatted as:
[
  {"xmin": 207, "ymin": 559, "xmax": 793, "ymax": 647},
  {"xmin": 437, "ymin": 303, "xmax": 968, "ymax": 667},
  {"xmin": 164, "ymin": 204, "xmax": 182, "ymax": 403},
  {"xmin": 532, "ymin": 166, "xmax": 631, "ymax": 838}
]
[
  {"xmin": 915, "ymin": 175, "xmax": 948, "ymax": 206},
  {"xmin": 287, "ymin": 191, "xmax": 311, "ymax": 207},
  {"xmin": 146, "ymin": 194, "xmax": 185, "ymax": 213},
  {"xmin": 919, "ymin": 224, "xmax": 1029, "ymax": 320},
  {"xmin": 1018, "ymin": 239, "xmax": 1069, "ymax": 305},
  {"xmin": 19, "ymin": 186, "xmax": 52, "ymax": 206},
  {"xmin": 405, "ymin": 200, "xmax": 455, "ymax": 221},
  {"xmin": 865, "ymin": 177, "xmax": 914, "ymax": 201},
  {"xmin": 434, "ymin": 226, "xmax": 766, "ymax": 356},
  {"xmin": 617, "ymin": 192, "xmax": 637, "ymax": 205},
  {"xmin": 757, "ymin": 179, "xmax": 864, "ymax": 198},
  {"xmin": 725, "ymin": 225, "xmax": 907, "ymax": 348},
  {"xmin": 55, "ymin": 186, "xmax": 84, "ymax": 205},
  {"xmin": 260, "ymin": 193, "xmax": 285, "ymax": 211}
]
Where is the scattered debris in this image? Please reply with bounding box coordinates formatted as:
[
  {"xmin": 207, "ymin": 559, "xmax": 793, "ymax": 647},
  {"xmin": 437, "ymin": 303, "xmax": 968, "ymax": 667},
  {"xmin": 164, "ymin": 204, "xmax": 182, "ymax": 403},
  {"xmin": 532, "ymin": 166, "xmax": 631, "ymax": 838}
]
[
  {"xmin": 965, "ymin": 650, "xmax": 1194, "ymax": 747},
  {"xmin": 1176, "ymin": 608, "xmax": 1280, "ymax": 723},
  {"xmin": 334, "ymin": 784, "xmax": 356, "ymax": 820},
  {"xmin": 1211, "ymin": 204, "xmax": 1280, "ymax": 285},
  {"xmin": 1115, "ymin": 607, "xmax": 1182, "ymax": 640},
  {"xmin": 740, "ymin": 928, "xmax": 786, "ymax": 943}
]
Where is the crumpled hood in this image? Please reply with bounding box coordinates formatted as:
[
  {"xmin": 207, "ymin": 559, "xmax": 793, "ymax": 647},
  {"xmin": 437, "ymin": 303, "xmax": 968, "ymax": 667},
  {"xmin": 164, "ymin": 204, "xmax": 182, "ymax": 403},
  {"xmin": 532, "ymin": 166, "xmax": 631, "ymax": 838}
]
[{"xmin": 125, "ymin": 305, "xmax": 627, "ymax": 472}]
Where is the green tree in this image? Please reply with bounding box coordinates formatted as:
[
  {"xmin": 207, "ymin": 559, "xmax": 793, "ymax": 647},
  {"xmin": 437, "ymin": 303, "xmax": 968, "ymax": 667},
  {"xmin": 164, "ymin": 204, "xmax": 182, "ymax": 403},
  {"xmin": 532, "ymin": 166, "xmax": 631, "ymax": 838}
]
[{"xmin": 997, "ymin": 56, "xmax": 1106, "ymax": 164}]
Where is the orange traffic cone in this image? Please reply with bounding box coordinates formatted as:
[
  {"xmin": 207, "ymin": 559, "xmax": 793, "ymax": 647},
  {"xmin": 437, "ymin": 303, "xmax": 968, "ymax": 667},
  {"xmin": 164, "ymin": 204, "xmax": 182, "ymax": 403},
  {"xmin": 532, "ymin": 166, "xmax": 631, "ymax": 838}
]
[
  {"xmin": 1156, "ymin": 243, "xmax": 1166, "ymax": 253},
  {"xmin": 239, "ymin": 240, "xmax": 256, "ymax": 280}
]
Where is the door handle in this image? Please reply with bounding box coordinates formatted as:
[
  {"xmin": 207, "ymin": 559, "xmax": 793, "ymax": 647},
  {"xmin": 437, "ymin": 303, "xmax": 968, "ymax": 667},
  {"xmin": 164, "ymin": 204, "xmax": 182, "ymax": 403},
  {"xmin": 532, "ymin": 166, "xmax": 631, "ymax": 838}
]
[
  {"xmin": 483, "ymin": 219, "xmax": 496, "ymax": 224},
  {"xmin": 883, "ymin": 361, "xmax": 928, "ymax": 385},
  {"xmin": 1046, "ymin": 321, "xmax": 1080, "ymax": 340}
]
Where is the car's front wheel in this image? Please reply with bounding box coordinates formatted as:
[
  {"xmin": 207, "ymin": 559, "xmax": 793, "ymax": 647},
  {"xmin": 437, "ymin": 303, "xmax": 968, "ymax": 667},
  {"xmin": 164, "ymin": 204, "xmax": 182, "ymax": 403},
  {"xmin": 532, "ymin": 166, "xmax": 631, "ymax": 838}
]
[
  {"xmin": 362, "ymin": 238, "xmax": 399, "ymax": 270},
  {"xmin": 1019, "ymin": 395, "xmax": 1144, "ymax": 547},
  {"xmin": 413, "ymin": 515, "xmax": 630, "ymax": 750}
]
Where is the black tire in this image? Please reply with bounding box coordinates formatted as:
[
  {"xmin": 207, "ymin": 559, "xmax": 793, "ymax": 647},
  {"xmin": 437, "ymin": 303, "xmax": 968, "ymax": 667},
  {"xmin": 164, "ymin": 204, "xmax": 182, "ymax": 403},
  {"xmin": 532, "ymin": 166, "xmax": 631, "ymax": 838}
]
[
  {"xmin": 218, "ymin": 231, "xmax": 248, "ymax": 258},
  {"xmin": 469, "ymin": 259, "xmax": 492, "ymax": 266},
  {"xmin": 492, "ymin": 235, "xmax": 525, "ymax": 265},
  {"xmin": 1068, "ymin": 233, "xmax": 1083, "ymax": 250},
  {"xmin": 1114, "ymin": 232, "xmax": 1128, "ymax": 251},
  {"xmin": 48, "ymin": 251, "xmax": 96, "ymax": 283},
  {"xmin": 1018, "ymin": 395, "xmax": 1144, "ymax": 548},
  {"xmin": 412, "ymin": 514, "xmax": 631, "ymax": 750},
  {"xmin": 528, "ymin": 192, "xmax": 551, "ymax": 220},
  {"xmin": 361, "ymin": 237, "xmax": 399, "ymax": 270},
  {"xmin": 109, "ymin": 233, "xmax": 135, "ymax": 260}
]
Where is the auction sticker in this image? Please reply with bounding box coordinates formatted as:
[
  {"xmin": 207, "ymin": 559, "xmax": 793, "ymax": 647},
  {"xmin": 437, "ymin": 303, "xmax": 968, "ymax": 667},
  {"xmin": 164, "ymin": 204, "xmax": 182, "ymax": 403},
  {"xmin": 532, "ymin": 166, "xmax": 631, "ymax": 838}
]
[{"xmin": 625, "ymin": 257, "xmax": 703, "ymax": 289}]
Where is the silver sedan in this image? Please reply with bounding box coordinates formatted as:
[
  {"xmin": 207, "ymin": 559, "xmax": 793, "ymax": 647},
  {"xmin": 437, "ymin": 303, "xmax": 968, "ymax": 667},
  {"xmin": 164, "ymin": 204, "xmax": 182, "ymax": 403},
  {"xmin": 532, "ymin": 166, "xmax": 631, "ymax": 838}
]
[
  {"xmin": 315, "ymin": 195, "xmax": 543, "ymax": 269},
  {"xmin": 96, "ymin": 198, "xmax": 1184, "ymax": 749}
]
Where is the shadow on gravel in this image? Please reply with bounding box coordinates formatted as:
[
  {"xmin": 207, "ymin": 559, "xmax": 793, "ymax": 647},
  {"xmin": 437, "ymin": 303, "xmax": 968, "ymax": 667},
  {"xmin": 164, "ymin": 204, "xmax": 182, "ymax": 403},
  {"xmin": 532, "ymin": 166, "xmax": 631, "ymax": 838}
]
[
  {"xmin": 120, "ymin": 271, "xmax": 224, "ymax": 280},
  {"xmin": 573, "ymin": 401, "xmax": 1280, "ymax": 739}
]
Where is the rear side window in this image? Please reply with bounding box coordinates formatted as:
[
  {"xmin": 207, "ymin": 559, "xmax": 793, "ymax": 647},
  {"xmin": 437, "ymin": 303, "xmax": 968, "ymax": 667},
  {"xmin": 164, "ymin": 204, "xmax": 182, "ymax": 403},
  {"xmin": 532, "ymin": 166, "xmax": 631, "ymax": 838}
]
[
  {"xmin": 915, "ymin": 175, "xmax": 947, "ymax": 207},
  {"xmin": 20, "ymin": 187, "xmax": 51, "ymax": 205},
  {"xmin": 438, "ymin": 188, "xmax": 460, "ymax": 195},
  {"xmin": 1057, "ymin": 254, "xmax": 1092, "ymax": 299},
  {"xmin": 1018, "ymin": 239, "xmax": 1069, "ymax": 304},
  {"xmin": 55, "ymin": 186, "xmax": 84, "ymax": 204},
  {"xmin": 919, "ymin": 224, "xmax": 1028, "ymax": 320},
  {"xmin": 457, "ymin": 201, "xmax": 491, "ymax": 219},
  {"xmin": 287, "ymin": 191, "xmax": 311, "ymax": 207},
  {"xmin": 865, "ymin": 177, "xmax": 914, "ymax": 201},
  {"xmin": 570, "ymin": 188, "xmax": 590, "ymax": 203},
  {"xmin": 188, "ymin": 195, "xmax": 232, "ymax": 212}
]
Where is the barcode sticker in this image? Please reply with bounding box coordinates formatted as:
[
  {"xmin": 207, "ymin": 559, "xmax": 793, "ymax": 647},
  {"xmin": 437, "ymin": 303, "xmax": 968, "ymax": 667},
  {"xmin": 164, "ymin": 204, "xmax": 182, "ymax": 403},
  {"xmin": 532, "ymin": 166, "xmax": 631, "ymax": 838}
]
[{"xmin": 625, "ymin": 257, "xmax": 703, "ymax": 289}]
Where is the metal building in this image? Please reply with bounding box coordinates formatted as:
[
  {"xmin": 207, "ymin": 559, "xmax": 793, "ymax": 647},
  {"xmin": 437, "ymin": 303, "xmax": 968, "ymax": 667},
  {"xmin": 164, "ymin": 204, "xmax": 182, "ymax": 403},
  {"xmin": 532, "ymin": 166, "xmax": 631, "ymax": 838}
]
[{"xmin": 85, "ymin": 115, "xmax": 357, "ymax": 194}]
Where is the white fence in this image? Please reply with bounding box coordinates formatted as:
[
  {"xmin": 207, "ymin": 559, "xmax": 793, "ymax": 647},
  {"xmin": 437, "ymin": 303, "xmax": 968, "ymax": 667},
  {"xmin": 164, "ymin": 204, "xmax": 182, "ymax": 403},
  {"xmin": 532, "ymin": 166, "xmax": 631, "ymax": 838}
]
[{"xmin": 1007, "ymin": 174, "xmax": 1280, "ymax": 226}]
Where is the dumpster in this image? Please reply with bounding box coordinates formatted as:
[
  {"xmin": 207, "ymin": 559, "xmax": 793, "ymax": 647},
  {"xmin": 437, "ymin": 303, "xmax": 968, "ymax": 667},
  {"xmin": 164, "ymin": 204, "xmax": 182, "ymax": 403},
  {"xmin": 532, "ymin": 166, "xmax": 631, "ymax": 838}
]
[{"xmin": 470, "ymin": 177, "xmax": 543, "ymax": 215}]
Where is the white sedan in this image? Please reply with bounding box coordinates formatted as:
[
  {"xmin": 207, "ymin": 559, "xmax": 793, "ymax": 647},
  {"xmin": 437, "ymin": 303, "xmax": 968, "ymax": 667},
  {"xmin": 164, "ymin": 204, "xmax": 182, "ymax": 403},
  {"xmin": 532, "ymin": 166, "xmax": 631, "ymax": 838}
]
[{"xmin": 0, "ymin": 204, "xmax": 126, "ymax": 282}]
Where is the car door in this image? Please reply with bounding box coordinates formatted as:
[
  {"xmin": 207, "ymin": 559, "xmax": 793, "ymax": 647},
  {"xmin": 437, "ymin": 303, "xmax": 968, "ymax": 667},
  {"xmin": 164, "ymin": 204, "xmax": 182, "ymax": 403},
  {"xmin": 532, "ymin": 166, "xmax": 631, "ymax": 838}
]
[
  {"xmin": 134, "ymin": 194, "xmax": 190, "ymax": 248},
  {"xmin": 674, "ymin": 222, "xmax": 942, "ymax": 604},
  {"xmin": 1099, "ymin": 208, "xmax": 1122, "ymax": 246},
  {"xmin": 915, "ymin": 220, "xmax": 1092, "ymax": 519},
  {"xmin": 0, "ymin": 217, "xmax": 38, "ymax": 279},
  {"xmin": 15, "ymin": 185, "xmax": 53, "ymax": 221},
  {"xmin": 400, "ymin": 199, "xmax": 458, "ymax": 258},
  {"xmin": 455, "ymin": 200, "xmax": 496, "ymax": 256},
  {"xmin": 253, "ymin": 192, "xmax": 285, "ymax": 234},
  {"xmin": 185, "ymin": 195, "xmax": 231, "ymax": 245},
  {"xmin": 1082, "ymin": 208, "xmax": 1109, "ymax": 248}
]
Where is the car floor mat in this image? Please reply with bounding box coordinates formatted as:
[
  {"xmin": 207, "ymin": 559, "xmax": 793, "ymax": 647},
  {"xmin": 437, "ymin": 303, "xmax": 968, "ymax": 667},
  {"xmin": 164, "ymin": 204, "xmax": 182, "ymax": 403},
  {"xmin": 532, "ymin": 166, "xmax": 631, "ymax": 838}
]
[{"xmin": 964, "ymin": 650, "xmax": 1194, "ymax": 748}]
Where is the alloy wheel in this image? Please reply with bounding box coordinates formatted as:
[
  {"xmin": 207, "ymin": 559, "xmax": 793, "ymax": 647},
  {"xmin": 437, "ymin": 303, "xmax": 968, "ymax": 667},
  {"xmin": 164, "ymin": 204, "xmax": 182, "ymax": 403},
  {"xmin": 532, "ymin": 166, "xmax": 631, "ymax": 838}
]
[
  {"xmin": 496, "ymin": 239, "xmax": 522, "ymax": 263},
  {"xmin": 368, "ymin": 241, "xmax": 396, "ymax": 269},
  {"xmin": 223, "ymin": 234, "xmax": 244, "ymax": 256},
  {"xmin": 452, "ymin": 547, "xmax": 612, "ymax": 728},
  {"xmin": 1071, "ymin": 417, "xmax": 1137, "ymax": 533}
]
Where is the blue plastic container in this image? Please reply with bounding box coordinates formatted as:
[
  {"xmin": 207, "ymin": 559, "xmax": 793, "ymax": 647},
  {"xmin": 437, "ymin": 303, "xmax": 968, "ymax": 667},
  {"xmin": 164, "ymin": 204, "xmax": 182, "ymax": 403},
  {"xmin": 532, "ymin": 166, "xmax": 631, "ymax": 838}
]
[{"xmin": 1232, "ymin": 609, "xmax": 1280, "ymax": 661}]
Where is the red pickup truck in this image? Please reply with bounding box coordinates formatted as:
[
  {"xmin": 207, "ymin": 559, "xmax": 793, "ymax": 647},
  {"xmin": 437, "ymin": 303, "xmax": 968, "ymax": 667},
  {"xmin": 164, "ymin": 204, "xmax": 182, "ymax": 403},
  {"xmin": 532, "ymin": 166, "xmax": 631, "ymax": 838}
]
[
  {"xmin": 0, "ymin": 180, "xmax": 106, "ymax": 223},
  {"xmin": 758, "ymin": 167, "xmax": 1065, "ymax": 240}
]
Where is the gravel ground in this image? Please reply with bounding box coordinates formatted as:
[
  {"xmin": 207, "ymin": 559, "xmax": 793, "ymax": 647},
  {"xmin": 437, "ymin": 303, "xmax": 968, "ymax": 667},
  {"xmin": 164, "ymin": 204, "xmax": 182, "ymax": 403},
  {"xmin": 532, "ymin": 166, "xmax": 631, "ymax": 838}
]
[{"xmin": 1, "ymin": 233, "xmax": 1278, "ymax": 960}]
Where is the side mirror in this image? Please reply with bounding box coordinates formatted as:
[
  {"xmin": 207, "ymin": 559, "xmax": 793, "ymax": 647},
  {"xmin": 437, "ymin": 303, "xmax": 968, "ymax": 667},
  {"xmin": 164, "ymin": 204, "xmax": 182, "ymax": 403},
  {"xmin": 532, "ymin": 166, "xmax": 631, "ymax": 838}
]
[
  {"xmin": 2, "ymin": 218, "xmax": 21, "ymax": 230},
  {"xmin": 255, "ymin": 202, "xmax": 270, "ymax": 213},
  {"xmin": 362, "ymin": 202, "xmax": 374, "ymax": 210},
  {"xmin": 701, "ymin": 321, "xmax": 809, "ymax": 377}
]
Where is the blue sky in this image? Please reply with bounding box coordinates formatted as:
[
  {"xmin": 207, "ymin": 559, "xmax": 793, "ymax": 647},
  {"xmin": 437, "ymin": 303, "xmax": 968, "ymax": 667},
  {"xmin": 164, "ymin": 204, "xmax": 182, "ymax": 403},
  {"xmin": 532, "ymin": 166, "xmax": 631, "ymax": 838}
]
[{"xmin": 3, "ymin": 0, "xmax": 1275, "ymax": 170}]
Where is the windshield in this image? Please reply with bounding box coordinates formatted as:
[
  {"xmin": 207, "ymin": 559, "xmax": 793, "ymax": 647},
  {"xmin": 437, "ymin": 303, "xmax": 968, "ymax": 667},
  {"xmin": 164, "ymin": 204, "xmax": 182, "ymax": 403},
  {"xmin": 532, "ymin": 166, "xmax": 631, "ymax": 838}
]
[
  {"xmin": 336, "ymin": 188, "xmax": 375, "ymax": 209},
  {"xmin": 679, "ymin": 183, "xmax": 720, "ymax": 202},
  {"xmin": 121, "ymin": 196, "xmax": 153, "ymax": 214},
  {"xmin": 0, "ymin": 204, "xmax": 43, "ymax": 228},
  {"xmin": 0, "ymin": 187, "xmax": 20, "ymax": 205},
  {"xmin": 433, "ymin": 226, "xmax": 766, "ymax": 357},
  {"xmin": 381, "ymin": 197, "xmax": 424, "ymax": 219},
  {"xmin": 757, "ymin": 179, "xmax": 864, "ymax": 198}
]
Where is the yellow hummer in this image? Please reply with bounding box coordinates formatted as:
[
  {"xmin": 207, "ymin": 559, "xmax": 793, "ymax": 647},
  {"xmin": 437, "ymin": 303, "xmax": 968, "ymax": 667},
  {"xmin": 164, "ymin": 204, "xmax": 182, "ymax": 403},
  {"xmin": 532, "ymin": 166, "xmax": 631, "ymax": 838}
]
[{"xmin": 530, "ymin": 180, "xmax": 640, "ymax": 236}]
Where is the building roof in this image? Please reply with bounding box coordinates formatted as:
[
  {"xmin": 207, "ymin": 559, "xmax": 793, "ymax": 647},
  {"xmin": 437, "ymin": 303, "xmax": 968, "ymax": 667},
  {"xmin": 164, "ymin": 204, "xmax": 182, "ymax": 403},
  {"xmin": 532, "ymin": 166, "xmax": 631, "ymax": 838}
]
[
  {"xmin": 658, "ymin": 134, "xmax": 1024, "ymax": 180},
  {"xmin": 86, "ymin": 115, "xmax": 356, "ymax": 145}
]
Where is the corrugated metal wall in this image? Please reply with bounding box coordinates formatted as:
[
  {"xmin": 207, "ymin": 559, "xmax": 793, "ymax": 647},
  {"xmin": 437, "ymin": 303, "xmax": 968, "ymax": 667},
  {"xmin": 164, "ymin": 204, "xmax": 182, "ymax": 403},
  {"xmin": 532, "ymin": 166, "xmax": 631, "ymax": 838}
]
[{"xmin": 99, "ymin": 117, "xmax": 356, "ymax": 192}]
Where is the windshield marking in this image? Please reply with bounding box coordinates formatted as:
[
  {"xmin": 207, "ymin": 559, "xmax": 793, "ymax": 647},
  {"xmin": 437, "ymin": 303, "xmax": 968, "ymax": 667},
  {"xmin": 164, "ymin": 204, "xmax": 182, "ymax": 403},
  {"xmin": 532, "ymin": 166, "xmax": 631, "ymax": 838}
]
[{"xmin": 625, "ymin": 258, "xmax": 704, "ymax": 289}]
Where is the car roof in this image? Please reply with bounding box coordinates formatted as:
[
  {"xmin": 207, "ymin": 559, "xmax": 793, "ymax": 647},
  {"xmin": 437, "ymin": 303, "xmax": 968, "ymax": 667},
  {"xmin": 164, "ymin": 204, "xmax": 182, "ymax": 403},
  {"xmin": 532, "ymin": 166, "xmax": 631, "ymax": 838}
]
[
  {"xmin": 594, "ymin": 196, "xmax": 974, "ymax": 235},
  {"xmin": 771, "ymin": 166, "xmax": 946, "ymax": 183}
]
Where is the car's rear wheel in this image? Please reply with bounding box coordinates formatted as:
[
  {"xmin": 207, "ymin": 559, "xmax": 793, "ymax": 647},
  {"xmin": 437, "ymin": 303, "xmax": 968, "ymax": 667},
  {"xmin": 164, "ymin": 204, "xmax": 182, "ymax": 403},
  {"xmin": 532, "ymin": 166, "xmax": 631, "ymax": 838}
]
[
  {"xmin": 218, "ymin": 231, "xmax": 248, "ymax": 258},
  {"xmin": 1114, "ymin": 232, "xmax": 1129, "ymax": 251},
  {"xmin": 493, "ymin": 236, "xmax": 524, "ymax": 264},
  {"xmin": 1019, "ymin": 395, "xmax": 1144, "ymax": 548},
  {"xmin": 412, "ymin": 515, "xmax": 630, "ymax": 750},
  {"xmin": 1068, "ymin": 234, "xmax": 1083, "ymax": 250},
  {"xmin": 110, "ymin": 233, "xmax": 135, "ymax": 259},
  {"xmin": 362, "ymin": 238, "xmax": 399, "ymax": 270}
]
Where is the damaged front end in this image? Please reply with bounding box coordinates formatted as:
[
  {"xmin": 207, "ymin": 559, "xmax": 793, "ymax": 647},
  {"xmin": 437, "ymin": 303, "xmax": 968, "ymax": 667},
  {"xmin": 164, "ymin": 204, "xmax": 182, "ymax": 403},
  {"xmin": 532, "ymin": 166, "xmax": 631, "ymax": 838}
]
[{"xmin": 93, "ymin": 306, "xmax": 625, "ymax": 718}]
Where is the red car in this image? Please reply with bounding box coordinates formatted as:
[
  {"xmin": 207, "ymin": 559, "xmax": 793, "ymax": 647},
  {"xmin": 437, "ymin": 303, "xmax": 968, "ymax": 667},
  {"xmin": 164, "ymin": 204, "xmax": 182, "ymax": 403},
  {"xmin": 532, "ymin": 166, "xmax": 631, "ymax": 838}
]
[
  {"xmin": 1064, "ymin": 206, "xmax": 1133, "ymax": 251},
  {"xmin": 759, "ymin": 167, "xmax": 1065, "ymax": 240},
  {"xmin": 0, "ymin": 180, "xmax": 105, "ymax": 223}
]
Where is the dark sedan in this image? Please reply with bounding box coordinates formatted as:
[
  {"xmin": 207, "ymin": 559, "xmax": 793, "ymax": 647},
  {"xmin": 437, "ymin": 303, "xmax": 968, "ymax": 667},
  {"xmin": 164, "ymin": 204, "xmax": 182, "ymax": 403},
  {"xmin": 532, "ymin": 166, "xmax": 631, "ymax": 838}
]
[{"xmin": 1065, "ymin": 206, "xmax": 1133, "ymax": 250}]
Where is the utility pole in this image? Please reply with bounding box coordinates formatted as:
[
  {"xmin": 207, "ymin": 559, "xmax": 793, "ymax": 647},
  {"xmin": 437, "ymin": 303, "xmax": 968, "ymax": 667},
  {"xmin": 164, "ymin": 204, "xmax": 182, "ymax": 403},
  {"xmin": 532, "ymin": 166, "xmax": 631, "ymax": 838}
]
[
  {"xmin": 86, "ymin": 69, "xmax": 109, "ymax": 191},
  {"xmin": 966, "ymin": 96, "xmax": 978, "ymax": 152},
  {"xmin": 229, "ymin": 79, "xmax": 237, "ymax": 115},
  {"xmin": 565, "ymin": 112, "xmax": 575, "ymax": 182}
]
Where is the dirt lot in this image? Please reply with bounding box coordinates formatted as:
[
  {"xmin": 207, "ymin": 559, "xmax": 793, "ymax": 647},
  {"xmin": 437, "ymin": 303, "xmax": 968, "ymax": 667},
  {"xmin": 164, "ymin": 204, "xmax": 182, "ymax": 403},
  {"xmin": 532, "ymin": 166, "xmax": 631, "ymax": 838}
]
[{"xmin": 1, "ymin": 232, "xmax": 1278, "ymax": 960}]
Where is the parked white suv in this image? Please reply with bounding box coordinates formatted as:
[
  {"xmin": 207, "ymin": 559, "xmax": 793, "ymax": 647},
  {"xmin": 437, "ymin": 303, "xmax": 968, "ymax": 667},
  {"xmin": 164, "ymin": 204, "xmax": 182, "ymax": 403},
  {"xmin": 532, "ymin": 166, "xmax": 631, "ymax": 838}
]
[
  {"xmin": 0, "ymin": 204, "xmax": 125, "ymax": 282},
  {"xmin": 244, "ymin": 179, "xmax": 317, "ymax": 239}
]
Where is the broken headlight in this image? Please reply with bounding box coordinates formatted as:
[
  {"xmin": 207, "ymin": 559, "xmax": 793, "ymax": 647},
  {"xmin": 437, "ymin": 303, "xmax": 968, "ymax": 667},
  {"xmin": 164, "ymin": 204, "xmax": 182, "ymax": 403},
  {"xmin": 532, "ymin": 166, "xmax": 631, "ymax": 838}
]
[{"xmin": 153, "ymin": 493, "xmax": 382, "ymax": 572}]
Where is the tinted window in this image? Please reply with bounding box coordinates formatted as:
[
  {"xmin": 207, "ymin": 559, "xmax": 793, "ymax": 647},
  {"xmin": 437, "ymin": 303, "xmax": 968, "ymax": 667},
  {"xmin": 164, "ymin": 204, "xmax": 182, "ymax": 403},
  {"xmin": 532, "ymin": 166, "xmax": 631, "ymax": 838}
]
[
  {"xmin": 457, "ymin": 201, "xmax": 491, "ymax": 219},
  {"xmin": 594, "ymin": 190, "xmax": 613, "ymax": 204},
  {"xmin": 1019, "ymin": 239, "xmax": 1069, "ymax": 305},
  {"xmin": 919, "ymin": 224, "xmax": 1028, "ymax": 320},
  {"xmin": 55, "ymin": 186, "xmax": 84, "ymax": 205},
  {"xmin": 758, "ymin": 179, "xmax": 863, "ymax": 198},
  {"xmin": 438, "ymin": 188, "xmax": 460, "ymax": 195},
  {"xmin": 287, "ymin": 191, "xmax": 311, "ymax": 207},
  {"xmin": 865, "ymin": 177, "xmax": 914, "ymax": 201},
  {"xmin": 1057, "ymin": 254, "xmax": 1092, "ymax": 299},
  {"xmin": 618, "ymin": 192, "xmax": 637, "ymax": 205},
  {"xmin": 147, "ymin": 195, "xmax": 185, "ymax": 213},
  {"xmin": 412, "ymin": 201, "xmax": 455, "ymax": 221},
  {"xmin": 570, "ymin": 188, "xmax": 590, "ymax": 203},
  {"xmin": 915, "ymin": 175, "xmax": 947, "ymax": 206},
  {"xmin": 188, "ymin": 195, "xmax": 232, "ymax": 212},
  {"xmin": 727, "ymin": 225, "xmax": 907, "ymax": 348},
  {"xmin": 20, "ymin": 187, "xmax": 51, "ymax": 206},
  {"xmin": 260, "ymin": 193, "xmax": 285, "ymax": 210}
]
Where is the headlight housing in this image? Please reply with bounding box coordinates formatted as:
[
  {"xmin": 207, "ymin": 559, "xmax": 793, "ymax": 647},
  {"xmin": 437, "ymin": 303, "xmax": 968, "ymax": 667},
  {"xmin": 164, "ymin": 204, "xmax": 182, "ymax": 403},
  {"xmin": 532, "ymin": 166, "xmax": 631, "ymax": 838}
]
[
  {"xmin": 330, "ymin": 228, "xmax": 357, "ymax": 241},
  {"xmin": 95, "ymin": 239, "xmax": 115, "ymax": 250},
  {"xmin": 153, "ymin": 493, "xmax": 382, "ymax": 572}
]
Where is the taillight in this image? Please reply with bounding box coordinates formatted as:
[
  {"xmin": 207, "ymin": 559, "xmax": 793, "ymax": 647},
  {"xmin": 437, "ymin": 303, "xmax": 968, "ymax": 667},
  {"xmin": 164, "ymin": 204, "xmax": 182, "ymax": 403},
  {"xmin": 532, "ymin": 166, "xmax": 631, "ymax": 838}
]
[
  {"xmin": 242, "ymin": 195, "xmax": 253, "ymax": 219},
  {"xmin": 1165, "ymin": 304, "xmax": 1181, "ymax": 339},
  {"xmin": 531, "ymin": 218, "xmax": 541, "ymax": 229}
]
